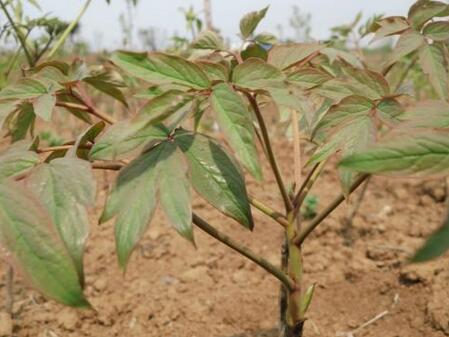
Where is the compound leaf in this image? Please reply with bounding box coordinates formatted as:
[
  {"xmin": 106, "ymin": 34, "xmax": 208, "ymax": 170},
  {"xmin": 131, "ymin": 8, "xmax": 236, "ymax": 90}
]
[
  {"xmin": 27, "ymin": 158, "xmax": 96, "ymax": 282},
  {"xmin": 174, "ymin": 130, "xmax": 254, "ymax": 229},
  {"xmin": 211, "ymin": 83, "xmax": 262, "ymax": 180},
  {"xmin": 232, "ymin": 58, "xmax": 286, "ymax": 90},
  {"xmin": 111, "ymin": 51, "xmax": 210, "ymax": 89},
  {"xmin": 0, "ymin": 181, "xmax": 88, "ymax": 307},
  {"xmin": 340, "ymin": 130, "xmax": 449, "ymax": 177}
]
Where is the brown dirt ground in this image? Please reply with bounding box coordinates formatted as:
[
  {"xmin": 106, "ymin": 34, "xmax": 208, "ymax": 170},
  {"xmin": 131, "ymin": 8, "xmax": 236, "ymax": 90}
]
[{"xmin": 4, "ymin": 139, "xmax": 449, "ymax": 337}]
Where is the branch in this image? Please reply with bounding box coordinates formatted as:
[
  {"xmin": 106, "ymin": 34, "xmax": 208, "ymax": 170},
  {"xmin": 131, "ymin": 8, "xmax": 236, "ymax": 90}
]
[
  {"xmin": 192, "ymin": 213, "xmax": 295, "ymax": 291},
  {"xmin": 0, "ymin": 0, "xmax": 33, "ymax": 66},
  {"xmin": 48, "ymin": 0, "xmax": 93, "ymax": 58},
  {"xmin": 249, "ymin": 195, "xmax": 289, "ymax": 228},
  {"xmin": 245, "ymin": 92, "xmax": 293, "ymax": 211},
  {"xmin": 293, "ymin": 174, "xmax": 370, "ymax": 245},
  {"xmin": 56, "ymin": 101, "xmax": 115, "ymax": 125}
]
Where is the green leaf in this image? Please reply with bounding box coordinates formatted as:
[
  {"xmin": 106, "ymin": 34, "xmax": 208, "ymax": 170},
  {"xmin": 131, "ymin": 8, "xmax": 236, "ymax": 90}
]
[
  {"xmin": 400, "ymin": 100, "xmax": 449, "ymax": 128},
  {"xmin": 340, "ymin": 62, "xmax": 390, "ymax": 100},
  {"xmin": 210, "ymin": 83, "xmax": 262, "ymax": 180},
  {"xmin": 196, "ymin": 61, "xmax": 229, "ymax": 81},
  {"xmin": 386, "ymin": 30, "xmax": 425, "ymax": 67},
  {"xmin": 136, "ymin": 90, "xmax": 194, "ymax": 125},
  {"xmin": 28, "ymin": 158, "xmax": 96, "ymax": 282},
  {"xmin": 408, "ymin": 1, "xmax": 449, "ymax": 29},
  {"xmin": 33, "ymin": 93, "xmax": 56, "ymax": 121},
  {"xmin": 254, "ymin": 32, "xmax": 277, "ymax": 45},
  {"xmin": 241, "ymin": 43, "xmax": 268, "ymax": 61},
  {"xmin": 315, "ymin": 95, "xmax": 374, "ymax": 134},
  {"xmin": 67, "ymin": 122, "xmax": 106, "ymax": 159},
  {"xmin": 418, "ymin": 42, "xmax": 448, "ymax": 100},
  {"xmin": 9, "ymin": 103, "xmax": 35, "ymax": 142},
  {"xmin": 240, "ymin": 6, "xmax": 269, "ymax": 39},
  {"xmin": 232, "ymin": 58, "xmax": 286, "ymax": 91},
  {"xmin": 371, "ymin": 16, "xmax": 410, "ymax": 42},
  {"xmin": 191, "ymin": 30, "xmax": 224, "ymax": 50},
  {"xmin": 423, "ymin": 21, "xmax": 449, "ymax": 41},
  {"xmin": 84, "ymin": 72, "xmax": 128, "ymax": 107},
  {"xmin": 0, "ymin": 79, "xmax": 47, "ymax": 100},
  {"xmin": 268, "ymin": 43, "xmax": 324, "ymax": 69},
  {"xmin": 412, "ymin": 212, "xmax": 449, "ymax": 262},
  {"xmin": 288, "ymin": 68, "xmax": 332, "ymax": 89},
  {"xmin": 158, "ymin": 147, "xmax": 193, "ymax": 242},
  {"xmin": 340, "ymin": 130, "xmax": 449, "ymax": 177},
  {"xmin": 103, "ymin": 142, "xmax": 179, "ymax": 268},
  {"xmin": 174, "ymin": 130, "xmax": 254, "ymax": 229},
  {"xmin": 0, "ymin": 147, "xmax": 40, "ymax": 182},
  {"xmin": 0, "ymin": 181, "xmax": 88, "ymax": 307},
  {"xmin": 111, "ymin": 51, "xmax": 210, "ymax": 89},
  {"xmin": 90, "ymin": 120, "xmax": 168, "ymax": 160},
  {"xmin": 320, "ymin": 47, "xmax": 363, "ymax": 69},
  {"xmin": 0, "ymin": 100, "xmax": 18, "ymax": 130}
]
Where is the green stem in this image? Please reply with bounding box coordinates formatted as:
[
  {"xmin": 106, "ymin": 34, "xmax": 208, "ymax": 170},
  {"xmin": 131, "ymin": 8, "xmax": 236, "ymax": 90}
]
[
  {"xmin": 245, "ymin": 92, "xmax": 293, "ymax": 212},
  {"xmin": 249, "ymin": 195, "xmax": 289, "ymax": 228},
  {"xmin": 0, "ymin": 0, "xmax": 33, "ymax": 66},
  {"xmin": 192, "ymin": 213, "xmax": 295, "ymax": 291},
  {"xmin": 47, "ymin": 0, "xmax": 93, "ymax": 59},
  {"xmin": 293, "ymin": 174, "xmax": 370, "ymax": 246}
]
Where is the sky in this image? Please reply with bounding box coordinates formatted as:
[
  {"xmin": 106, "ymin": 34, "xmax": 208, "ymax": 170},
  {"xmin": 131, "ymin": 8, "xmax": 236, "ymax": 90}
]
[{"xmin": 19, "ymin": 0, "xmax": 417, "ymax": 50}]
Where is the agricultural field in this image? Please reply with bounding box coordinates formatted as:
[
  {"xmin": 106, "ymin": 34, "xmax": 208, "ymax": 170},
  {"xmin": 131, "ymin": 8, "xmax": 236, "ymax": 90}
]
[{"xmin": 0, "ymin": 1, "xmax": 449, "ymax": 337}]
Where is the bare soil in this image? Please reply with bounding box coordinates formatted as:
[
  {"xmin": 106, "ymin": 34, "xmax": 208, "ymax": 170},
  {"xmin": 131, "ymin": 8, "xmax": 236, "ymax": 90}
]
[{"xmin": 4, "ymin": 140, "xmax": 449, "ymax": 337}]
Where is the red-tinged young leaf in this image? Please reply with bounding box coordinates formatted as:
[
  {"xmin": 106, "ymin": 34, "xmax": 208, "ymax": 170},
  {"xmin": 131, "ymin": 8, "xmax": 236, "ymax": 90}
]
[
  {"xmin": 408, "ymin": 1, "xmax": 449, "ymax": 29},
  {"xmin": 33, "ymin": 93, "xmax": 56, "ymax": 121},
  {"xmin": 0, "ymin": 147, "xmax": 40, "ymax": 181},
  {"xmin": 340, "ymin": 130, "xmax": 449, "ymax": 177},
  {"xmin": 89, "ymin": 120, "xmax": 169, "ymax": 160},
  {"xmin": 0, "ymin": 181, "xmax": 88, "ymax": 307},
  {"xmin": 386, "ymin": 30, "xmax": 425, "ymax": 67},
  {"xmin": 174, "ymin": 129, "xmax": 254, "ymax": 229},
  {"xmin": 412, "ymin": 210, "xmax": 449, "ymax": 262},
  {"xmin": 27, "ymin": 158, "xmax": 96, "ymax": 282},
  {"xmin": 191, "ymin": 30, "xmax": 224, "ymax": 50},
  {"xmin": 210, "ymin": 83, "xmax": 262, "ymax": 180},
  {"xmin": 268, "ymin": 43, "xmax": 324, "ymax": 70},
  {"xmin": 232, "ymin": 58, "xmax": 286, "ymax": 91},
  {"xmin": 418, "ymin": 42, "xmax": 449, "ymax": 100},
  {"xmin": 423, "ymin": 21, "xmax": 449, "ymax": 41},
  {"xmin": 239, "ymin": 6, "xmax": 269, "ymax": 39},
  {"xmin": 111, "ymin": 51, "xmax": 210, "ymax": 89},
  {"xmin": 370, "ymin": 16, "xmax": 410, "ymax": 42},
  {"xmin": 0, "ymin": 79, "xmax": 47, "ymax": 100}
]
